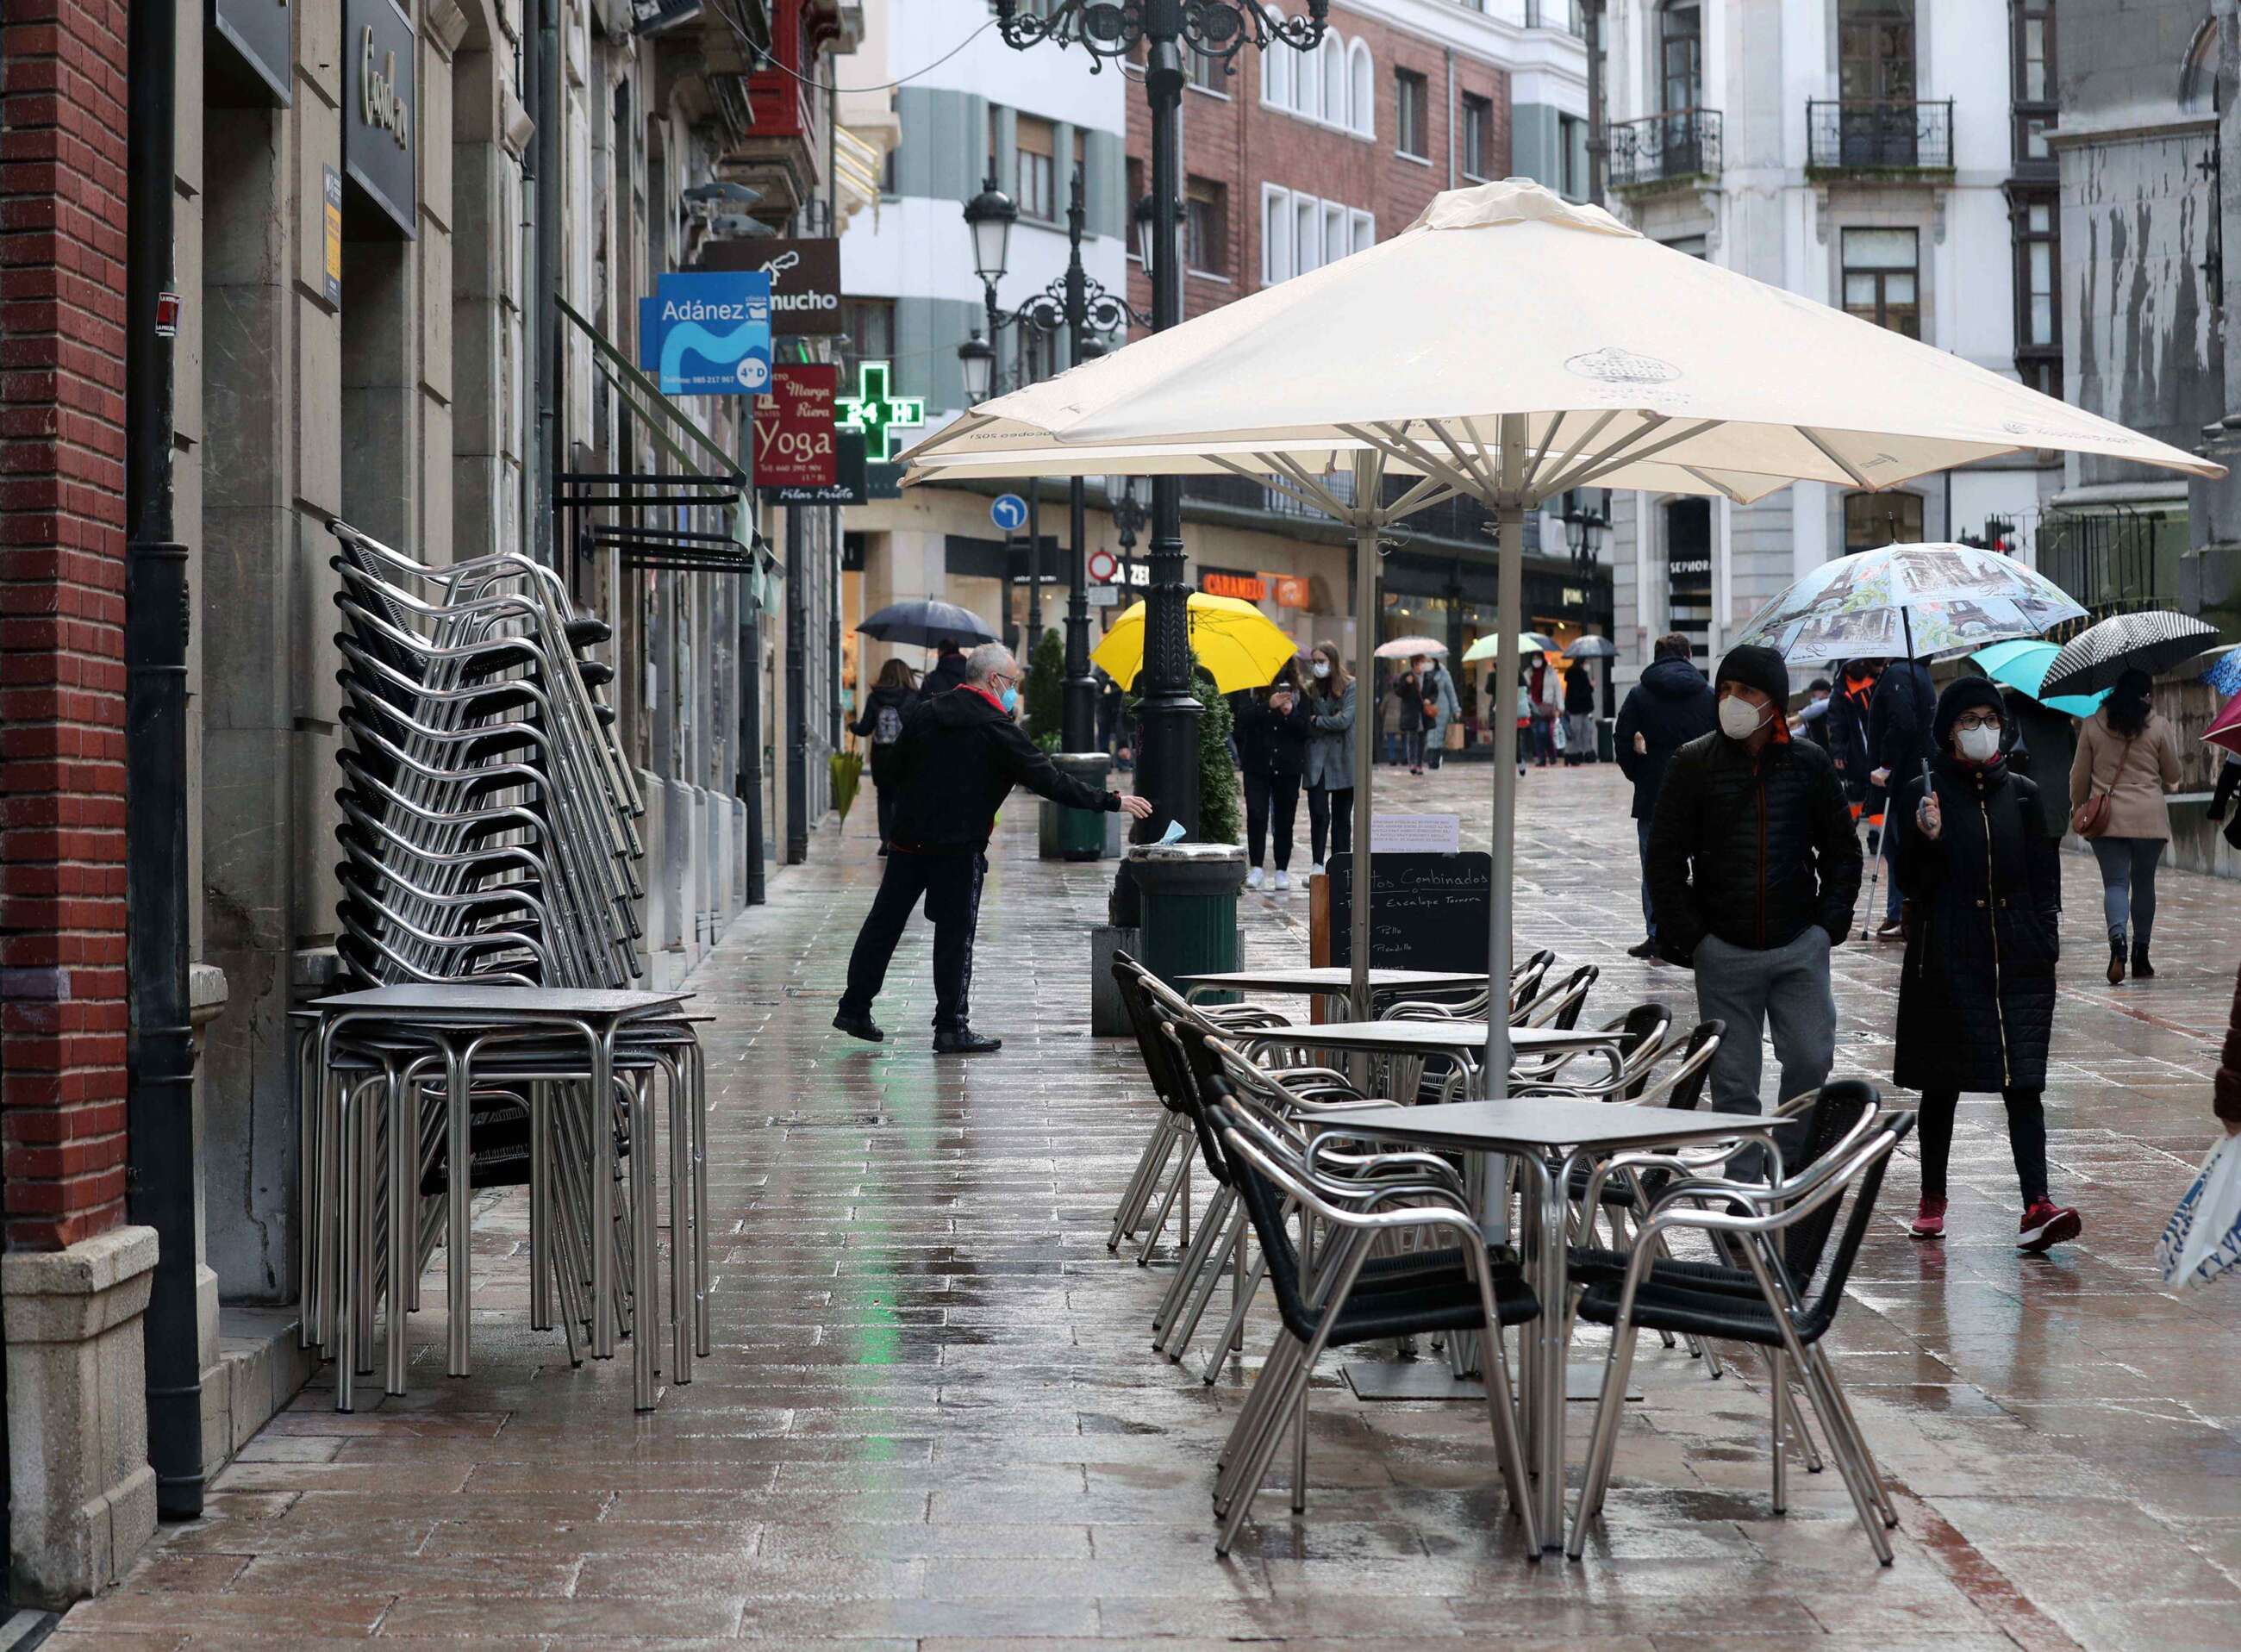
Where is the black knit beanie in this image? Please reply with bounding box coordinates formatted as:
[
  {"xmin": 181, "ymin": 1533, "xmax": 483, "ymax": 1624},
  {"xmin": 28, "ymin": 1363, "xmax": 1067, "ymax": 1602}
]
[
  {"xmin": 1932, "ymin": 676, "xmax": 2006, "ymax": 750},
  {"xmin": 1714, "ymin": 644, "xmax": 1791, "ymax": 708}
]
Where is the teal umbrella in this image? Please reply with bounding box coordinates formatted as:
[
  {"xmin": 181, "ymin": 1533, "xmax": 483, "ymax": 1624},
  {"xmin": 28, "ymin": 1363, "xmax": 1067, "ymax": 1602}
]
[{"xmin": 1969, "ymin": 639, "xmax": 2108, "ymax": 719}]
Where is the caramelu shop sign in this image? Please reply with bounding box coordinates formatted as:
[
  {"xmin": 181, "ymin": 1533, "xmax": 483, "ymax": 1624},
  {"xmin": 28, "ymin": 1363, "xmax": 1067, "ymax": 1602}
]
[{"xmin": 343, "ymin": 0, "xmax": 416, "ymax": 237}]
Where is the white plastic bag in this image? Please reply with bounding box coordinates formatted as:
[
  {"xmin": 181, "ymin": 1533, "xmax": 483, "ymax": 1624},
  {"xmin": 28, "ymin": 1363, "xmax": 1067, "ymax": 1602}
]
[{"xmin": 2154, "ymin": 1135, "xmax": 2241, "ymax": 1289}]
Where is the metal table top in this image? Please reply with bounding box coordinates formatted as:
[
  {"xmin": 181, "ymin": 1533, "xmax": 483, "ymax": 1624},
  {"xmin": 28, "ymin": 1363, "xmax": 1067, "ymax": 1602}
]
[
  {"xmin": 1232, "ymin": 1020, "xmax": 1614, "ymax": 1055},
  {"xmin": 1301, "ymin": 1096, "xmax": 1761, "ymax": 1156},
  {"xmin": 1177, "ymin": 968, "xmax": 1488, "ymax": 996},
  {"xmin": 309, "ymin": 985, "xmax": 690, "ymax": 1019}
]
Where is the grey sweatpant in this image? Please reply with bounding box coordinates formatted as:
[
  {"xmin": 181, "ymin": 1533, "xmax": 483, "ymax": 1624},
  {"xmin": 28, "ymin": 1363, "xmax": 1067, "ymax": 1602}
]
[{"xmin": 1693, "ymin": 928, "xmax": 1838, "ymax": 1125}]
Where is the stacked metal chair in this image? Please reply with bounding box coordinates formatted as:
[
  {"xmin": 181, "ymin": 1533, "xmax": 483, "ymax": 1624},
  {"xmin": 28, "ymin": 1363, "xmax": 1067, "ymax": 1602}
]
[{"xmin": 299, "ymin": 521, "xmax": 708, "ymax": 1412}]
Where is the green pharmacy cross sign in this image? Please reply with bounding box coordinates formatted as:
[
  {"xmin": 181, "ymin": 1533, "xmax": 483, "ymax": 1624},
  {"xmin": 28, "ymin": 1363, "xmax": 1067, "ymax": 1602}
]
[{"xmin": 836, "ymin": 361, "xmax": 925, "ymax": 464}]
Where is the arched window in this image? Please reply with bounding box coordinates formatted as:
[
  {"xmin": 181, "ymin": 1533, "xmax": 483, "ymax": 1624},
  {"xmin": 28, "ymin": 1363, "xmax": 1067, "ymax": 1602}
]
[
  {"xmin": 1295, "ymin": 28, "xmax": 1320, "ymax": 116},
  {"xmin": 1321, "ymin": 34, "xmax": 1346, "ymax": 126},
  {"xmin": 2182, "ymin": 16, "xmax": 2219, "ymax": 115},
  {"xmin": 1349, "ymin": 39, "xmax": 1375, "ymax": 137},
  {"xmin": 1263, "ymin": 10, "xmax": 1292, "ymax": 107}
]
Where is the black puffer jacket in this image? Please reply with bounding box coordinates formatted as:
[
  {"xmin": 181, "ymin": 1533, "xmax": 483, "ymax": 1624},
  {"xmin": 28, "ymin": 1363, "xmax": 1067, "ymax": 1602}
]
[
  {"xmin": 1891, "ymin": 757, "xmax": 2060, "ymax": 1093},
  {"xmin": 1645, "ymin": 731, "xmax": 1863, "ymax": 964},
  {"xmin": 1230, "ymin": 689, "xmax": 1312, "ymax": 779},
  {"xmin": 886, "ymin": 687, "xmax": 1118, "ymax": 853},
  {"xmin": 1868, "ymin": 662, "xmax": 1937, "ymax": 785},
  {"xmin": 1614, "ymin": 656, "xmax": 1716, "ymax": 821}
]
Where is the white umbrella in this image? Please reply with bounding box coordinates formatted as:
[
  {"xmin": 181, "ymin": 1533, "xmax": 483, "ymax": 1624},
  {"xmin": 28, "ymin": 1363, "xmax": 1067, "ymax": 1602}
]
[
  {"xmin": 1732, "ymin": 541, "xmax": 2087, "ymax": 664},
  {"xmin": 1375, "ymin": 635, "xmax": 1447, "ymax": 659},
  {"xmin": 902, "ymin": 178, "xmax": 2218, "ymax": 1075}
]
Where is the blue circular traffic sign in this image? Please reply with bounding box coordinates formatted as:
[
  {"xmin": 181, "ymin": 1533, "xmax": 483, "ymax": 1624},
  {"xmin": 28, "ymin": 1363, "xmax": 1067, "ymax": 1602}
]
[{"xmin": 990, "ymin": 493, "xmax": 1029, "ymax": 533}]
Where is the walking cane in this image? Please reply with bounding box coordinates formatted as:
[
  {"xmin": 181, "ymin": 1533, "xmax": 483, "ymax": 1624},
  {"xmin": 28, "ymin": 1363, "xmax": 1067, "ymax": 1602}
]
[{"xmin": 1858, "ymin": 781, "xmax": 1888, "ymax": 942}]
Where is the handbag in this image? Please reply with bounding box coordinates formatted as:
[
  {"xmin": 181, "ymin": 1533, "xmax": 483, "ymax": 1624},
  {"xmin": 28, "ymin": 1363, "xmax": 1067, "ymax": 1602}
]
[
  {"xmin": 2070, "ymin": 733, "xmax": 2135, "ymax": 840},
  {"xmin": 2155, "ymin": 1135, "xmax": 2241, "ymax": 1289},
  {"xmin": 1444, "ymin": 721, "xmax": 1464, "ymax": 751}
]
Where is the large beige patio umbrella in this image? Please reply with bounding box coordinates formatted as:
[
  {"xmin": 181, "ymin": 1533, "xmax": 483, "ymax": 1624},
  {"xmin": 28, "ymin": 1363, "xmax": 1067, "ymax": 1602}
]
[{"xmin": 902, "ymin": 178, "xmax": 2218, "ymax": 1088}]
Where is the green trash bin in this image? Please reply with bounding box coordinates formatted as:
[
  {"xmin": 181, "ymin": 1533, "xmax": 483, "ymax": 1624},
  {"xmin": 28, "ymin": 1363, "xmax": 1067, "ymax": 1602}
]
[
  {"xmin": 1127, "ymin": 841, "xmax": 1247, "ymax": 999},
  {"xmin": 1053, "ymin": 752, "xmax": 1113, "ymax": 861}
]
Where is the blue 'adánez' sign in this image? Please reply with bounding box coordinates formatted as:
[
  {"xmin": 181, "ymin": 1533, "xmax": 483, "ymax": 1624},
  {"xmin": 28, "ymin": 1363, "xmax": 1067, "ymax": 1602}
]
[{"xmin": 638, "ymin": 271, "xmax": 772, "ymax": 396}]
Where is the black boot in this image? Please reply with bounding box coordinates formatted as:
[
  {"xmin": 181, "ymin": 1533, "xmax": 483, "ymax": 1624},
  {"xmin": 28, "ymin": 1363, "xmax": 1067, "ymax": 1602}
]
[
  {"xmin": 2107, "ymin": 935, "xmax": 2126, "ymax": 987},
  {"xmin": 2132, "ymin": 942, "xmax": 2156, "ymax": 980},
  {"xmin": 933, "ymin": 1026, "xmax": 1002, "ymax": 1056}
]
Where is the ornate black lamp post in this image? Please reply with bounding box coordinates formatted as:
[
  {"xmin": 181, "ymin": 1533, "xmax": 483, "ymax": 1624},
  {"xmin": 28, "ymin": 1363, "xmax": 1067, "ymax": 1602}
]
[
  {"xmin": 959, "ymin": 172, "xmax": 1145, "ymax": 751},
  {"xmin": 1561, "ymin": 493, "xmax": 1610, "ymax": 568},
  {"xmin": 993, "ymin": 0, "xmax": 1330, "ymax": 836}
]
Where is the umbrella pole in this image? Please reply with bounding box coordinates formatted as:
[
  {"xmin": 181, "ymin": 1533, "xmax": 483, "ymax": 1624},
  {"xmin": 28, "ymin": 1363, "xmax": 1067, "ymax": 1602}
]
[
  {"xmin": 1487, "ymin": 489, "xmax": 1524, "ymax": 1107},
  {"xmin": 1348, "ymin": 453, "xmax": 1383, "ymax": 1022}
]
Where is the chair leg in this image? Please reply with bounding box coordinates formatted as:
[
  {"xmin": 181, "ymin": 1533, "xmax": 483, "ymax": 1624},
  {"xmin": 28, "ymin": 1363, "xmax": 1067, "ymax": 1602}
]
[
  {"xmin": 1806, "ymin": 1344, "xmax": 1895, "ymax": 1527},
  {"xmin": 1202, "ymin": 1254, "xmax": 1267, "ymax": 1387},
  {"xmin": 1108, "ymin": 1119, "xmax": 1177, "ymax": 1251},
  {"xmin": 1152, "ymin": 1185, "xmax": 1231, "ymax": 1343},
  {"xmin": 1792, "ymin": 1338, "xmax": 1894, "ymax": 1564},
  {"xmin": 1768, "ymin": 1349, "xmax": 1787, "ymax": 1515},
  {"xmin": 1137, "ymin": 1150, "xmax": 1191, "ymax": 1267},
  {"xmin": 1565, "ymin": 1322, "xmax": 1642, "ymax": 1560},
  {"xmin": 1166, "ymin": 1206, "xmax": 1243, "ymax": 1364},
  {"xmin": 1476, "ymin": 1323, "xmax": 1542, "ymax": 1557}
]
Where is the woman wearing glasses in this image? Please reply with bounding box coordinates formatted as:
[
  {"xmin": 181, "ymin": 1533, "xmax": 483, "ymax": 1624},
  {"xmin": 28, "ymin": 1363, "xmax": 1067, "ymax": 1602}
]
[{"xmin": 1891, "ymin": 677, "xmax": 2080, "ymax": 1253}]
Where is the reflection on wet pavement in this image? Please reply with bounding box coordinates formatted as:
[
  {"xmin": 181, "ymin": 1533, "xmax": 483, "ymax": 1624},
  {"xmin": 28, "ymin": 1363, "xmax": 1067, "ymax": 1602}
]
[{"xmin": 57, "ymin": 764, "xmax": 2241, "ymax": 1649}]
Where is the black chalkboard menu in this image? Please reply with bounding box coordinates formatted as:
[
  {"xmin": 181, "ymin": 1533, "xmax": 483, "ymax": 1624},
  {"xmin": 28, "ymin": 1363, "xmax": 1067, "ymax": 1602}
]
[{"xmin": 1325, "ymin": 852, "xmax": 1493, "ymax": 972}]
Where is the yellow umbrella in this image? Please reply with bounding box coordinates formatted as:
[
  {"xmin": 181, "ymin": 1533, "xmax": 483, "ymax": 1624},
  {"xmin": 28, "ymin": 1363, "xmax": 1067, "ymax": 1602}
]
[{"xmin": 1091, "ymin": 592, "xmax": 1297, "ymax": 693}]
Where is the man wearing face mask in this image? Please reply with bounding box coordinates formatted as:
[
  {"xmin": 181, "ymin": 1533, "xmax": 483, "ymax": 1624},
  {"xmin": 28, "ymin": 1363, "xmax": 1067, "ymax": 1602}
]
[
  {"xmin": 835, "ymin": 643, "xmax": 1155, "ymax": 1053},
  {"xmin": 1646, "ymin": 645, "xmax": 1863, "ymax": 1148}
]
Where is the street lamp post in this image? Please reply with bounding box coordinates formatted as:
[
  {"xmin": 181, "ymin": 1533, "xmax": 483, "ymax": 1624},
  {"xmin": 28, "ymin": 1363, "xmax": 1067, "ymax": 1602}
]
[
  {"xmin": 960, "ymin": 169, "xmax": 1146, "ymax": 751},
  {"xmin": 994, "ymin": 0, "xmax": 1330, "ymax": 837}
]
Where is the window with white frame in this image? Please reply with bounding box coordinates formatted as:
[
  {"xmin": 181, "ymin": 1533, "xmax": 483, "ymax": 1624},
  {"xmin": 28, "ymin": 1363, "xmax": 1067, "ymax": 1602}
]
[
  {"xmin": 1295, "ymin": 31, "xmax": 1321, "ymax": 119},
  {"xmin": 1395, "ymin": 70, "xmax": 1430, "ymax": 159},
  {"xmin": 1348, "ymin": 40, "xmax": 1375, "ymax": 137},
  {"xmin": 1461, "ymin": 93, "xmax": 1492, "ymax": 178},
  {"xmin": 1264, "ymin": 11, "xmax": 1293, "ymax": 106},
  {"xmin": 1320, "ymin": 34, "xmax": 1346, "ymax": 126},
  {"xmin": 1262, "ymin": 185, "xmax": 1374, "ymax": 284},
  {"xmin": 1188, "ymin": 47, "xmax": 1227, "ymax": 95},
  {"xmin": 1016, "ymin": 115, "xmax": 1056, "ymax": 221}
]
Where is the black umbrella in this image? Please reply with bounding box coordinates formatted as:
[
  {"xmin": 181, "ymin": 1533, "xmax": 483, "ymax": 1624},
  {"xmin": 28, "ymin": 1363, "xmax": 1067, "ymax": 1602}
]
[
  {"xmin": 1564, "ymin": 636, "xmax": 1617, "ymax": 660},
  {"xmin": 2040, "ymin": 610, "xmax": 2222, "ymax": 697},
  {"xmin": 855, "ymin": 599, "xmax": 998, "ymax": 651}
]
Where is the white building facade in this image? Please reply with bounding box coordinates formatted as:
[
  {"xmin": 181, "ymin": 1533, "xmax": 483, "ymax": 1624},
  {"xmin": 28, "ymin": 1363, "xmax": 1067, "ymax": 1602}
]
[{"xmin": 1599, "ymin": 0, "xmax": 2062, "ymax": 690}]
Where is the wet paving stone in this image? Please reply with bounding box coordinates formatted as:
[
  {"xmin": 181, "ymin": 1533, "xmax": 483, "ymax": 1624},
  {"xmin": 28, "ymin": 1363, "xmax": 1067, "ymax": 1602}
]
[{"xmin": 56, "ymin": 764, "xmax": 2241, "ymax": 1646}]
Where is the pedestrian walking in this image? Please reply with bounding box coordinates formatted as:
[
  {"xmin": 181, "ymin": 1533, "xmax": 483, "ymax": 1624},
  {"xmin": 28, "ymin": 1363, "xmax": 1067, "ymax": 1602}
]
[
  {"xmin": 2001, "ymin": 685, "xmax": 2077, "ymax": 841},
  {"xmin": 1421, "ymin": 653, "xmax": 1460, "ymax": 769},
  {"xmin": 1866, "ymin": 657, "xmax": 1937, "ymax": 940},
  {"xmin": 1393, "ymin": 664, "xmax": 1426, "ymax": 775},
  {"xmin": 1614, "ymin": 634, "xmax": 1716, "ymax": 960},
  {"xmin": 1377, "ymin": 669, "xmax": 1404, "ymax": 766},
  {"xmin": 1527, "ymin": 657, "xmax": 1560, "ymax": 766},
  {"xmin": 1826, "ymin": 659, "xmax": 1881, "ymax": 811},
  {"xmin": 1563, "ymin": 661, "xmax": 1595, "ymax": 764},
  {"xmin": 1302, "ymin": 641, "xmax": 1356, "ymax": 873},
  {"xmin": 1890, "ymin": 678, "xmax": 2080, "ymax": 1251},
  {"xmin": 834, "ymin": 643, "xmax": 1153, "ymax": 1053},
  {"xmin": 924, "ymin": 639, "xmax": 970, "ymax": 696},
  {"xmin": 1646, "ymin": 644, "xmax": 1862, "ymax": 1150},
  {"xmin": 850, "ymin": 658, "xmax": 921, "ymax": 856},
  {"xmin": 2070, "ymin": 667, "xmax": 2183, "ymax": 984},
  {"xmin": 1232, "ymin": 661, "xmax": 1310, "ymax": 892}
]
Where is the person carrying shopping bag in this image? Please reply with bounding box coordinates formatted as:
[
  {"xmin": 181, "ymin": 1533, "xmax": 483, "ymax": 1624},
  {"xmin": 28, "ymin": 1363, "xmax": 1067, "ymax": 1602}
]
[
  {"xmin": 2069, "ymin": 667, "xmax": 2183, "ymax": 984},
  {"xmin": 1420, "ymin": 653, "xmax": 1460, "ymax": 769},
  {"xmin": 1302, "ymin": 641, "xmax": 1356, "ymax": 874},
  {"xmin": 1891, "ymin": 679, "xmax": 2080, "ymax": 1251}
]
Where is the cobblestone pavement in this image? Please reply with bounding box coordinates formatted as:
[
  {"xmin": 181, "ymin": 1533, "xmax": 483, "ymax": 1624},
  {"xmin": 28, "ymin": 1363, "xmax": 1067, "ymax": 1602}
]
[{"xmin": 59, "ymin": 761, "xmax": 2241, "ymax": 1649}]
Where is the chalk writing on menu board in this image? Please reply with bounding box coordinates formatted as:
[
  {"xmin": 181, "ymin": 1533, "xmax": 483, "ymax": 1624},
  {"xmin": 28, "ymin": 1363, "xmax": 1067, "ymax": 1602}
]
[{"xmin": 1326, "ymin": 852, "xmax": 1492, "ymax": 972}]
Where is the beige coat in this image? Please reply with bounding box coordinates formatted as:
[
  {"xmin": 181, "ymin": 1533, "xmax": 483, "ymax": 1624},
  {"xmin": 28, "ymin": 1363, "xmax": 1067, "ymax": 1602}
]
[{"xmin": 2069, "ymin": 708, "xmax": 2182, "ymax": 841}]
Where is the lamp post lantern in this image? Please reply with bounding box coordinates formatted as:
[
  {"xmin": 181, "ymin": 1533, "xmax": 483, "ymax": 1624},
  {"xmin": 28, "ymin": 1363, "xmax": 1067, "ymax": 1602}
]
[
  {"xmin": 958, "ymin": 171, "xmax": 1146, "ymax": 751},
  {"xmin": 994, "ymin": 0, "xmax": 1330, "ymax": 837}
]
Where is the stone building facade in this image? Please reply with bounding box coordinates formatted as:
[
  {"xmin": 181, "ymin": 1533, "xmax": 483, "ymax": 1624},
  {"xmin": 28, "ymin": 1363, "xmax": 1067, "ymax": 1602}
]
[
  {"xmin": 0, "ymin": 0, "xmax": 864, "ymax": 1605},
  {"xmin": 1598, "ymin": 0, "xmax": 2064, "ymax": 694}
]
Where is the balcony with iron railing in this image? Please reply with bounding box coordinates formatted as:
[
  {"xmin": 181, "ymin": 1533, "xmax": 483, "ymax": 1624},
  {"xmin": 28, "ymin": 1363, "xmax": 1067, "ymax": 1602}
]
[
  {"xmin": 1807, "ymin": 98, "xmax": 1954, "ymax": 177},
  {"xmin": 1609, "ymin": 109, "xmax": 1722, "ymax": 191}
]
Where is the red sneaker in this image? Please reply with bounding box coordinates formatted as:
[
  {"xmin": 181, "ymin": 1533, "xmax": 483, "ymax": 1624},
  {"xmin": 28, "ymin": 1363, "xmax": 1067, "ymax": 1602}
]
[
  {"xmin": 1909, "ymin": 1196, "xmax": 1946, "ymax": 1240},
  {"xmin": 2018, "ymin": 1200, "xmax": 2082, "ymax": 1253}
]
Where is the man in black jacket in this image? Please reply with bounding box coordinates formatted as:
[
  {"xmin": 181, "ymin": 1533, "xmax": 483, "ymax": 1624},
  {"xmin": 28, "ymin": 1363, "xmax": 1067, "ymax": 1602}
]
[
  {"xmin": 1647, "ymin": 644, "xmax": 1863, "ymax": 1141},
  {"xmin": 1865, "ymin": 658, "xmax": 1936, "ymax": 939},
  {"xmin": 835, "ymin": 643, "xmax": 1153, "ymax": 1053},
  {"xmin": 1614, "ymin": 634, "xmax": 1716, "ymax": 958},
  {"xmin": 923, "ymin": 639, "xmax": 970, "ymax": 696}
]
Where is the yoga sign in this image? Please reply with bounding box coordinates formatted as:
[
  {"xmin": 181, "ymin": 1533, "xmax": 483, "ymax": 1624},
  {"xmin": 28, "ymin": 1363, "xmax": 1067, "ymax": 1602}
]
[{"xmin": 638, "ymin": 271, "xmax": 773, "ymax": 396}]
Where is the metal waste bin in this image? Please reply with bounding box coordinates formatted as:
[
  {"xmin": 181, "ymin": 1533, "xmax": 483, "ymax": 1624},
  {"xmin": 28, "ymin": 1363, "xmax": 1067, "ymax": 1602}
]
[
  {"xmin": 1127, "ymin": 841, "xmax": 1246, "ymax": 994},
  {"xmin": 1597, "ymin": 715, "xmax": 1616, "ymax": 764},
  {"xmin": 1053, "ymin": 752, "xmax": 1113, "ymax": 861}
]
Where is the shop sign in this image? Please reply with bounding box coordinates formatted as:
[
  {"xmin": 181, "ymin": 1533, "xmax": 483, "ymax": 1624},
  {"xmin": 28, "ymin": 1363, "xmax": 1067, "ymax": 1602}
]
[
  {"xmin": 630, "ymin": 0, "xmax": 704, "ymax": 34},
  {"xmin": 342, "ymin": 0, "xmax": 416, "ymax": 238},
  {"xmin": 211, "ymin": 0, "xmax": 294, "ymax": 107},
  {"xmin": 753, "ymin": 365, "xmax": 838, "ymax": 487},
  {"xmin": 322, "ymin": 167, "xmax": 343, "ymax": 307},
  {"xmin": 1200, "ymin": 568, "xmax": 1266, "ymax": 601},
  {"xmin": 1562, "ymin": 586, "xmax": 1589, "ymax": 607},
  {"xmin": 1269, "ymin": 574, "xmax": 1310, "ymax": 608},
  {"xmin": 637, "ymin": 270, "xmax": 773, "ymax": 396},
  {"xmin": 836, "ymin": 362, "xmax": 924, "ymax": 462},
  {"xmin": 696, "ymin": 239, "xmax": 843, "ymax": 335},
  {"xmin": 769, "ymin": 432, "xmax": 871, "ymax": 508}
]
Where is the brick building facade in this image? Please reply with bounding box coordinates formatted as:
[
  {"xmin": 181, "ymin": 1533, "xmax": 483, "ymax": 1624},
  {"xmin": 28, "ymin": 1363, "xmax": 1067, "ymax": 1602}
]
[{"xmin": 0, "ymin": 0, "xmax": 134, "ymax": 1255}]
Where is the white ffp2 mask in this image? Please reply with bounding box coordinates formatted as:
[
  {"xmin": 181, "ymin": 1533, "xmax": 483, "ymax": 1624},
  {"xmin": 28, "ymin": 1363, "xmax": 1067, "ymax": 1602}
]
[
  {"xmin": 1718, "ymin": 696, "xmax": 1766, "ymax": 741},
  {"xmin": 1957, "ymin": 724, "xmax": 2001, "ymax": 763}
]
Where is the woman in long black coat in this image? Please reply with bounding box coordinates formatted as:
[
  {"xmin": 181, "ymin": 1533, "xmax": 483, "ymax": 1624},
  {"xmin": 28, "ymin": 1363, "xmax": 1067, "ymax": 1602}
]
[{"xmin": 1892, "ymin": 676, "xmax": 2080, "ymax": 1253}]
